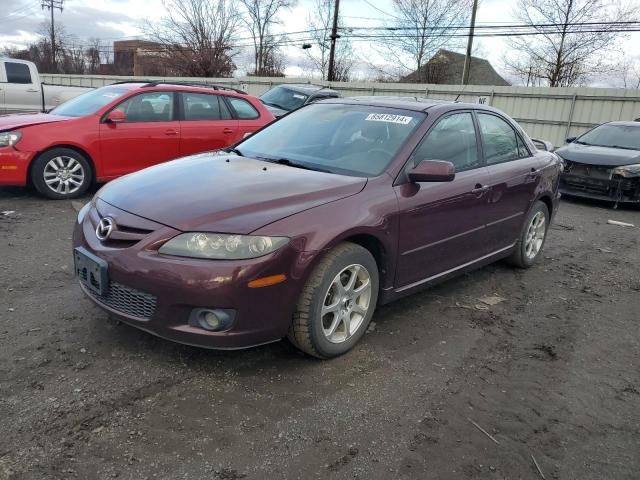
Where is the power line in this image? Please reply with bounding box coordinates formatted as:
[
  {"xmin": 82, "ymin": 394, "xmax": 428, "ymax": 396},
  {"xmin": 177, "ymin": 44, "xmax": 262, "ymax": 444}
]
[{"xmin": 41, "ymin": 0, "xmax": 64, "ymax": 71}]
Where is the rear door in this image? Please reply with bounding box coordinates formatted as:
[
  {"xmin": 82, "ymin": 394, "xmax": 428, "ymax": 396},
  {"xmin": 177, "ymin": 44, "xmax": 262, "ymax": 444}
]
[
  {"xmin": 3, "ymin": 61, "xmax": 40, "ymax": 113},
  {"xmin": 99, "ymin": 91, "xmax": 180, "ymax": 177},
  {"xmin": 394, "ymin": 111, "xmax": 492, "ymax": 288},
  {"xmin": 225, "ymin": 96, "xmax": 265, "ymax": 140},
  {"xmin": 179, "ymin": 92, "xmax": 238, "ymax": 155},
  {"xmin": 476, "ymin": 112, "xmax": 545, "ymax": 249}
]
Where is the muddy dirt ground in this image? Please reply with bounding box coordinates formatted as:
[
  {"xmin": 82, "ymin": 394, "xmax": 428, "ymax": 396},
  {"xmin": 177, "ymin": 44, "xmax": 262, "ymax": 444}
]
[{"xmin": 0, "ymin": 187, "xmax": 638, "ymax": 480}]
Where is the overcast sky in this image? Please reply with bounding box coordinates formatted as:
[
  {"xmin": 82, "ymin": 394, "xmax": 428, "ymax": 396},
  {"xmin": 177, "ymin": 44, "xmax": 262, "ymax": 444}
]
[{"xmin": 1, "ymin": 0, "xmax": 639, "ymax": 84}]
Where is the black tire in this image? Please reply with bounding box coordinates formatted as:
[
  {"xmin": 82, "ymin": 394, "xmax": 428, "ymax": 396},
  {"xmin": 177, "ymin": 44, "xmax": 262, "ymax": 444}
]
[
  {"xmin": 289, "ymin": 242, "xmax": 379, "ymax": 359},
  {"xmin": 507, "ymin": 201, "xmax": 550, "ymax": 268},
  {"xmin": 31, "ymin": 147, "xmax": 92, "ymax": 200}
]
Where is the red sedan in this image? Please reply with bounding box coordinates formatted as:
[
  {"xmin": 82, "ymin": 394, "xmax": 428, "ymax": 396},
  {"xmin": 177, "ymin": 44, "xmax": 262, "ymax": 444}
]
[{"xmin": 0, "ymin": 82, "xmax": 274, "ymax": 199}]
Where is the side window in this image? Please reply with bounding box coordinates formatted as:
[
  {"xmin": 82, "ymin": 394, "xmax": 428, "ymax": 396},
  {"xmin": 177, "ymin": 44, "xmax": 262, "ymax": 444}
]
[
  {"xmin": 517, "ymin": 135, "xmax": 530, "ymax": 157},
  {"xmin": 5, "ymin": 62, "xmax": 32, "ymax": 84},
  {"xmin": 114, "ymin": 92, "xmax": 174, "ymax": 123},
  {"xmin": 227, "ymin": 97, "xmax": 260, "ymax": 120},
  {"xmin": 410, "ymin": 112, "xmax": 480, "ymax": 172},
  {"xmin": 477, "ymin": 113, "xmax": 524, "ymax": 165},
  {"xmin": 182, "ymin": 92, "xmax": 231, "ymax": 121}
]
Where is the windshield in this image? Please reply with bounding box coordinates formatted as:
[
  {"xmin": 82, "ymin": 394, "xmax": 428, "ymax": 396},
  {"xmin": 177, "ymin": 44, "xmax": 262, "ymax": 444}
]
[
  {"xmin": 577, "ymin": 124, "xmax": 640, "ymax": 150},
  {"xmin": 50, "ymin": 86, "xmax": 128, "ymax": 117},
  {"xmin": 260, "ymin": 86, "xmax": 309, "ymax": 111},
  {"xmin": 237, "ymin": 103, "xmax": 425, "ymax": 176}
]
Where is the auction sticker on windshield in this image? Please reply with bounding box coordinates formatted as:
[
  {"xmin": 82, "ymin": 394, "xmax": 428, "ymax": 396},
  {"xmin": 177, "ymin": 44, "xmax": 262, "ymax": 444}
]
[{"xmin": 365, "ymin": 113, "xmax": 413, "ymax": 124}]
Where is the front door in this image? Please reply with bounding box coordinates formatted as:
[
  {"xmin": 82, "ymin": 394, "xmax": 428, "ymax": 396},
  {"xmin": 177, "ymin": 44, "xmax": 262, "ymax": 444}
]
[
  {"xmin": 394, "ymin": 111, "xmax": 491, "ymax": 288},
  {"xmin": 99, "ymin": 91, "xmax": 180, "ymax": 178},
  {"xmin": 3, "ymin": 61, "xmax": 40, "ymax": 113},
  {"xmin": 476, "ymin": 112, "xmax": 544, "ymax": 249}
]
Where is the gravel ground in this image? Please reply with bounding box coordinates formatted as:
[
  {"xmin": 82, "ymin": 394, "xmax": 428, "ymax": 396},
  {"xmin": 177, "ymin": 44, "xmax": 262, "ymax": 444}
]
[{"xmin": 0, "ymin": 186, "xmax": 638, "ymax": 480}]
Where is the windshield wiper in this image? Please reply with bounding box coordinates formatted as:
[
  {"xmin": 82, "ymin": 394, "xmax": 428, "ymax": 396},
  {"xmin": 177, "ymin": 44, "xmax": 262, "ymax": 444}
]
[
  {"xmin": 225, "ymin": 147, "xmax": 244, "ymax": 156},
  {"xmin": 262, "ymin": 101, "xmax": 289, "ymax": 111},
  {"xmin": 255, "ymin": 156, "xmax": 332, "ymax": 174}
]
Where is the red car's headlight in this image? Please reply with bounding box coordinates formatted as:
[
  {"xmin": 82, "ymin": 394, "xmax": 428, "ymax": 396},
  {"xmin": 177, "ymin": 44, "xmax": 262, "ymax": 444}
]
[{"xmin": 0, "ymin": 131, "xmax": 22, "ymax": 148}]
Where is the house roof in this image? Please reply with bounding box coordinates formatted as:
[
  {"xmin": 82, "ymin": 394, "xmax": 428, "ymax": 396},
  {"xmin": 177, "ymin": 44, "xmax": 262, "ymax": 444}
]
[{"xmin": 401, "ymin": 49, "xmax": 510, "ymax": 86}]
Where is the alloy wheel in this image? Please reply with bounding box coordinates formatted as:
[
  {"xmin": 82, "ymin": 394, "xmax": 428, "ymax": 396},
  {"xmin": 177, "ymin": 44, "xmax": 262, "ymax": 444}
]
[
  {"xmin": 321, "ymin": 264, "xmax": 372, "ymax": 344},
  {"xmin": 43, "ymin": 156, "xmax": 85, "ymax": 195},
  {"xmin": 525, "ymin": 211, "xmax": 546, "ymax": 260}
]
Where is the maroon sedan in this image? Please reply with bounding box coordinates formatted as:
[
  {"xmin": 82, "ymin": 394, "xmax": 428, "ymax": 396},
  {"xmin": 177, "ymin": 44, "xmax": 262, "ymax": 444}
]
[{"xmin": 73, "ymin": 98, "xmax": 561, "ymax": 358}]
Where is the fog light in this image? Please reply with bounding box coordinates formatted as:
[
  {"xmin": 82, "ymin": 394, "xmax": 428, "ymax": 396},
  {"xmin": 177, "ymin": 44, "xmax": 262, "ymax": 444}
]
[{"xmin": 189, "ymin": 308, "xmax": 235, "ymax": 331}]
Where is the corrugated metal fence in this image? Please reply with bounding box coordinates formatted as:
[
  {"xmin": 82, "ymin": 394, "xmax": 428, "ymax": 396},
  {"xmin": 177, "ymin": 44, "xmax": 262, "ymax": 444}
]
[{"xmin": 42, "ymin": 74, "xmax": 640, "ymax": 147}]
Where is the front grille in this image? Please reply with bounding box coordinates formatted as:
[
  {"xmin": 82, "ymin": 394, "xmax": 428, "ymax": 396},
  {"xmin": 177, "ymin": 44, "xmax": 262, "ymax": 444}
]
[{"xmin": 85, "ymin": 281, "xmax": 157, "ymax": 320}]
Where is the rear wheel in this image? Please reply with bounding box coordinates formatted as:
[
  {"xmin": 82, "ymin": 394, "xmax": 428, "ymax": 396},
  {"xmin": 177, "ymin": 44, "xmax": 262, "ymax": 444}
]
[
  {"xmin": 31, "ymin": 148, "xmax": 92, "ymax": 200},
  {"xmin": 507, "ymin": 201, "xmax": 549, "ymax": 268},
  {"xmin": 289, "ymin": 242, "xmax": 379, "ymax": 359}
]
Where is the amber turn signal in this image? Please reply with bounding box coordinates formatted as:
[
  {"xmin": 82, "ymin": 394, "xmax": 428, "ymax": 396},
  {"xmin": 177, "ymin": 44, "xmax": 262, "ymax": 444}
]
[{"xmin": 248, "ymin": 274, "xmax": 287, "ymax": 288}]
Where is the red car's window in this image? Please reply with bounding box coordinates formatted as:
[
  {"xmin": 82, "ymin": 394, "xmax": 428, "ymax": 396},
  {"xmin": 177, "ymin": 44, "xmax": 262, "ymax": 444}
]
[
  {"xmin": 227, "ymin": 97, "xmax": 260, "ymax": 120},
  {"xmin": 182, "ymin": 92, "xmax": 232, "ymax": 121},
  {"xmin": 114, "ymin": 92, "xmax": 174, "ymax": 123}
]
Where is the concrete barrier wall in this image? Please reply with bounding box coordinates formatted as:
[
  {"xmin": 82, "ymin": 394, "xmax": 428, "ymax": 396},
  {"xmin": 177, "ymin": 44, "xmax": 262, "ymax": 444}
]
[{"xmin": 42, "ymin": 74, "xmax": 640, "ymax": 147}]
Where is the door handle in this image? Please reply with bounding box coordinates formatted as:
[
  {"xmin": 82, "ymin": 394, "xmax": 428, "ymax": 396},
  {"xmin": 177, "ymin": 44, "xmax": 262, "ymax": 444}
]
[
  {"xmin": 223, "ymin": 128, "xmax": 234, "ymax": 134},
  {"xmin": 527, "ymin": 168, "xmax": 542, "ymax": 178},
  {"xmin": 471, "ymin": 184, "xmax": 490, "ymax": 195},
  {"xmin": 164, "ymin": 129, "xmax": 178, "ymax": 136},
  {"xmin": 27, "ymin": 89, "xmax": 39, "ymax": 93}
]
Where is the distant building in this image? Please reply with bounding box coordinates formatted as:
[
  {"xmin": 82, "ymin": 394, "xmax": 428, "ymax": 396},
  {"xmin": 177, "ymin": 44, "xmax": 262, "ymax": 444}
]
[
  {"xmin": 401, "ymin": 49, "xmax": 510, "ymax": 86},
  {"xmin": 99, "ymin": 40, "xmax": 170, "ymax": 76}
]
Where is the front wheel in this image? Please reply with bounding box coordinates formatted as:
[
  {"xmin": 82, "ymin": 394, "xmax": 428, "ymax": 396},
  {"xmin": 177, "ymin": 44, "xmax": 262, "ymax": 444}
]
[
  {"xmin": 289, "ymin": 242, "xmax": 379, "ymax": 359},
  {"xmin": 507, "ymin": 201, "xmax": 550, "ymax": 268},
  {"xmin": 31, "ymin": 148, "xmax": 92, "ymax": 200}
]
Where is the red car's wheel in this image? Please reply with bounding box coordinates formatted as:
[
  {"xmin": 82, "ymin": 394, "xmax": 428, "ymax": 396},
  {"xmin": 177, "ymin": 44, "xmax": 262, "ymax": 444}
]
[
  {"xmin": 31, "ymin": 148, "xmax": 92, "ymax": 200},
  {"xmin": 289, "ymin": 242, "xmax": 379, "ymax": 358}
]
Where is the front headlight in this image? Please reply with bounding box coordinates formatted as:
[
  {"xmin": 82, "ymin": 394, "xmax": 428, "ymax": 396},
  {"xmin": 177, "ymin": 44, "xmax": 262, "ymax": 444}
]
[
  {"xmin": 612, "ymin": 163, "xmax": 640, "ymax": 178},
  {"xmin": 0, "ymin": 131, "xmax": 22, "ymax": 148},
  {"xmin": 159, "ymin": 233, "xmax": 289, "ymax": 260}
]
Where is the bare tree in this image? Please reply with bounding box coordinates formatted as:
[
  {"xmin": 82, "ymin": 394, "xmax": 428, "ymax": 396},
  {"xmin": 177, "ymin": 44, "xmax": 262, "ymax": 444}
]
[
  {"xmin": 239, "ymin": 0, "xmax": 295, "ymax": 76},
  {"xmin": 380, "ymin": 0, "xmax": 472, "ymax": 82},
  {"xmin": 145, "ymin": 0, "xmax": 241, "ymax": 77},
  {"xmin": 85, "ymin": 37, "xmax": 103, "ymax": 74},
  {"xmin": 304, "ymin": 0, "xmax": 354, "ymax": 80},
  {"xmin": 507, "ymin": 0, "xmax": 637, "ymax": 87}
]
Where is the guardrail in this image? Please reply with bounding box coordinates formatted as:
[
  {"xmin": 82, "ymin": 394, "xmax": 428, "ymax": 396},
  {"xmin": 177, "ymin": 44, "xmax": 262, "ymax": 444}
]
[{"xmin": 41, "ymin": 74, "xmax": 640, "ymax": 147}]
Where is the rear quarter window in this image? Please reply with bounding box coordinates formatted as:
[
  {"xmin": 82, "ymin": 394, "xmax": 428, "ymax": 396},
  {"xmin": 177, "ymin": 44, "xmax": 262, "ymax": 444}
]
[{"xmin": 227, "ymin": 97, "xmax": 260, "ymax": 120}]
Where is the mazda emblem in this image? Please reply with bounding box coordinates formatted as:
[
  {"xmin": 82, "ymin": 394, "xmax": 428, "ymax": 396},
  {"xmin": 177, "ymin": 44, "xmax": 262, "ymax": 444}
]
[{"xmin": 96, "ymin": 217, "xmax": 114, "ymax": 241}]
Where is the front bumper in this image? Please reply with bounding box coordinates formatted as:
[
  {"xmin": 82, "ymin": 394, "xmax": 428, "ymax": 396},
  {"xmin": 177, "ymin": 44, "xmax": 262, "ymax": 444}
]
[
  {"xmin": 0, "ymin": 147, "xmax": 32, "ymax": 186},
  {"xmin": 72, "ymin": 201, "xmax": 310, "ymax": 349},
  {"xmin": 559, "ymin": 162, "xmax": 640, "ymax": 204}
]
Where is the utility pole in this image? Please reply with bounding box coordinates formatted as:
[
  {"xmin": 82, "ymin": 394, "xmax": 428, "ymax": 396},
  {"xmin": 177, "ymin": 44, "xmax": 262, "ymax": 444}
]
[
  {"xmin": 461, "ymin": 0, "xmax": 478, "ymax": 85},
  {"xmin": 327, "ymin": 0, "xmax": 341, "ymax": 82},
  {"xmin": 41, "ymin": 0, "xmax": 64, "ymax": 72}
]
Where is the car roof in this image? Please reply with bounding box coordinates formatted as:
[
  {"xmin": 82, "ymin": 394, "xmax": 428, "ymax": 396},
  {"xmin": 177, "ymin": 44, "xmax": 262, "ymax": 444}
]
[
  {"xmin": 321, "ymin": 97, "xmax": 496, "ymax": 113},
  {"xmin": 602, "ymin": 121, "xmax": 640, "ymax": 127},
  {"xmin": 276, "ymin": 84, "xmax": 340, "ymax": 95},
  {"xmin": 103, "ymin": 81, "xmax": 249, "ymax": 97}
]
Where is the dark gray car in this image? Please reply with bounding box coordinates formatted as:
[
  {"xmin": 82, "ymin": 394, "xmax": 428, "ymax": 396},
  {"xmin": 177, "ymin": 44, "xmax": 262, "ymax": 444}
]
[
  {"xmin": 259, "ymin": 84, "xmax": 340, "ymax": 117},
  {"xmin": 555, "ymin": 121, "xmax": 640, "ymax": 204}
]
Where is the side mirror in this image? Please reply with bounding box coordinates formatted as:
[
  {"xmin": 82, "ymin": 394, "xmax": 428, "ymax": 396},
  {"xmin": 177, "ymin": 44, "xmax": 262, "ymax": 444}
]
[
  {"xmin": 531, "ymin": 138, "xmax": 554, "ymax": 152},
  {"xmin": 105, "ymin": 110, "xmax": 127, "ymax": 123},
  {"xmin": 408, "ymin": 160, "xmax": 455, "ymax": 183},
  {"xmin": 566, "ymin": 136, "xmax": 577, "ymax": 144}
]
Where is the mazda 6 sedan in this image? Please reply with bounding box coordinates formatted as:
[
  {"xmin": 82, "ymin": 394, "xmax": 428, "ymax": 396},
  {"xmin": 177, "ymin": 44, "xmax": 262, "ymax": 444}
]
[{"xmin": 73, "ymin": 98, "xmax": 562, "ymax": 358}]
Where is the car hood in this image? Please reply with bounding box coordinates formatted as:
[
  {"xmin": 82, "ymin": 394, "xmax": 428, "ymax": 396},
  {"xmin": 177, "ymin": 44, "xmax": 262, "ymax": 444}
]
[
  {"xmin": 555, "ymin": 143, "xmax": 640, "ymax": 166},
  {"xmin": 0, "ymin": 113, "xmax": 72, "ymax": 132},
  {"xmin": 97, "ymin": 153, "xmax": 367, "ymax": 234}
]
